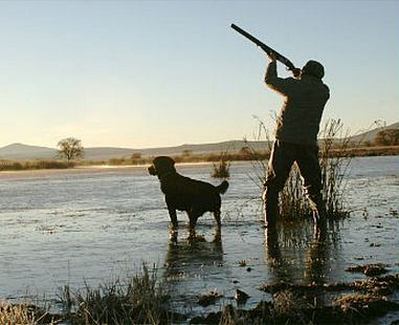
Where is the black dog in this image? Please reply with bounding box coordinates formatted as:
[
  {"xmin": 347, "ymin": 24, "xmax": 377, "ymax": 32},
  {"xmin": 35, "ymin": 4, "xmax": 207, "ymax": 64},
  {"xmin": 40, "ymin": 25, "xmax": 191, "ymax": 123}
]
[{"xmin": 148, "ymin": 156, "xmax": 229, "ymax": 236}]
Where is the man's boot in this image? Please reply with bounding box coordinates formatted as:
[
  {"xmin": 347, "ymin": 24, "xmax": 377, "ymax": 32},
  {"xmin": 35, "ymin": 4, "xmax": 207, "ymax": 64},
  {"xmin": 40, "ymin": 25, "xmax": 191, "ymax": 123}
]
[{"xmin": 263, "ymin": 188, "xmax": 279, "ymax": 229}]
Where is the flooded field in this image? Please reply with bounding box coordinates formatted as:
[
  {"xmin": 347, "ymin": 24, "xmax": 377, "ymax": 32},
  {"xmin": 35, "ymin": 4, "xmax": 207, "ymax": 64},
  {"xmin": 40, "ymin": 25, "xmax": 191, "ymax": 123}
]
[{"xmin": 0, "ymin": 156, "xmax": 398, "ymax": 320}]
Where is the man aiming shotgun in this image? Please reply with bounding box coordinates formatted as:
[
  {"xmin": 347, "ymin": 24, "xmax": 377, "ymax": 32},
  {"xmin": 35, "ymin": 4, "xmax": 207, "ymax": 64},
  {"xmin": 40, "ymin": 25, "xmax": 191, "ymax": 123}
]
[{"xmin": 231, "ymin": 24, "xmax": 330, "ymax": 231}]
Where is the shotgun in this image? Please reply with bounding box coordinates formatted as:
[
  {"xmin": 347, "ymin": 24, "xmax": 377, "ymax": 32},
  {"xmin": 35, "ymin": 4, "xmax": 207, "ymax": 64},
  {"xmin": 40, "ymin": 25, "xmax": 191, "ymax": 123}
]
[{"xmin": 231, "ymin": 24, "xmax": 300, "ymax": 76}]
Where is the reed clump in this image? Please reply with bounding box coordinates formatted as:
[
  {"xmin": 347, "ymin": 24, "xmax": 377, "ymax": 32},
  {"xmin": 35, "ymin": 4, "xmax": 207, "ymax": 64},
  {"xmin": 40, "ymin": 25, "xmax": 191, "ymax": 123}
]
[
  {"xmin": 245, "ymin": 118, "xmax": 352, "ymax": 220},
  {"xmin": 59, "ymin": 264, "xmax": 177, "ymax": 325},
  {"xmin": 0, "ymin": 301, "xmax": 59, "ymax": 324},
  {"xmin": 279, "ymin": 119, "xmax": 352, "ymax": 219},
  {"xmin": 212, "ymin": 160, "xmax": 231, "ymax": 178},
  {"xmin": 211, "ymin": 151, "xmax": 231, "ymax": 179},
  {"xmin": 0, "ymin": 303, "xmax": 37, "ymax": 325}
]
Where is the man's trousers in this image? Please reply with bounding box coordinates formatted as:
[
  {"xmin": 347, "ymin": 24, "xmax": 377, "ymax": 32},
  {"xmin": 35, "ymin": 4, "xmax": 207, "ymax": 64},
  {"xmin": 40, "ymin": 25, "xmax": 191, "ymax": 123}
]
[{"xmin": 263, "ymin": 140, "xmax": 326, "ymax": 227}]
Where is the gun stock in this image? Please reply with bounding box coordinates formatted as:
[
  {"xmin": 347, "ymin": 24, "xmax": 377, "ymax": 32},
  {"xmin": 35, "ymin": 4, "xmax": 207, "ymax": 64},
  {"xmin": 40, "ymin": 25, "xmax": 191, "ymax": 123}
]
[{"xmin": 231, "ymin": 24, "xmax": 297, "ymax": 72}]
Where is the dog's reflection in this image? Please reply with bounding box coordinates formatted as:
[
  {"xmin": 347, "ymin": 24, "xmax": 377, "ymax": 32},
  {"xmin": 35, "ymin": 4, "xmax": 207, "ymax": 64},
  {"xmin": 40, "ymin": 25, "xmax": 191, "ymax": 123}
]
[
  {"xmin": 163, "ymin": 233, "xmax": 224, "ymax": 283},
  {"xmin": 169, "ymin": 226, "xmax": 221, "ymax": 243}
]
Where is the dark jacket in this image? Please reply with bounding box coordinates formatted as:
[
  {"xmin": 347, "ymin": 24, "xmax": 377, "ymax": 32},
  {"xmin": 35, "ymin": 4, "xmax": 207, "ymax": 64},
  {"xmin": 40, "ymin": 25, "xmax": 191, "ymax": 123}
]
[{"xmin": 265, "ymin": 61, "xmax": 330, "ymax": 145}]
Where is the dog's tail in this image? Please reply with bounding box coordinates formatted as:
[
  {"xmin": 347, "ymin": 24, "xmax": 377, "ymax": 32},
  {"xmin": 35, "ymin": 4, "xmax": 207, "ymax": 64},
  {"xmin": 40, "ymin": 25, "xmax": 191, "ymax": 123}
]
[{"xmin": 216, "ymin": 180, "xmax": 229, "ymax": 194}]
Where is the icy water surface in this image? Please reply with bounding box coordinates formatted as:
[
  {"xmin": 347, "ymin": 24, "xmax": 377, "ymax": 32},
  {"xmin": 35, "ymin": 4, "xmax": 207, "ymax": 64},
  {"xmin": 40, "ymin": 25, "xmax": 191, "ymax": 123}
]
[{"xmin": 0, "ymin": 156, "xmax": 398, "ymax": 317}]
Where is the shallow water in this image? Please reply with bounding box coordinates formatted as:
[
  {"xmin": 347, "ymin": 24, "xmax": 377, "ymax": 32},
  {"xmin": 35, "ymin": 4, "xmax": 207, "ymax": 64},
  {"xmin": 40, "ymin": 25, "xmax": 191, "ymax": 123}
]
[{"xmin": 0, "ymin": 156, "xmax": 398, "ymax": 318}]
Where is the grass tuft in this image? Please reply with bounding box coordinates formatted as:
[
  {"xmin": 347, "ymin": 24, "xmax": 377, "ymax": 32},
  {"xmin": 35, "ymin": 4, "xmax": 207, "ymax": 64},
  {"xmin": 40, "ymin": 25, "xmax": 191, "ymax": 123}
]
[
  {"xmin": 0, "ymin": 301, "xmax": 59, "ymax": 324},
  {"xmin": 211, "ymin": 151, "xmax": 231, "ymax": 179},
  {"xmin": 0, "ymin": 303, "xmax": 37, "ymax": 325},
  {"xmin": 59, "ymin": 264, "xmax": 176, "ymax": 324}
]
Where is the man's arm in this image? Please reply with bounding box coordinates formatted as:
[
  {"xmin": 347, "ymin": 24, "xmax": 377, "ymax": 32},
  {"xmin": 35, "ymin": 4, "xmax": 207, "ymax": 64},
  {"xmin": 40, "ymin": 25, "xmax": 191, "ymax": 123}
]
[{"xmin": 264, "ymin": 53, "xmax": 295, "ymax": 96}]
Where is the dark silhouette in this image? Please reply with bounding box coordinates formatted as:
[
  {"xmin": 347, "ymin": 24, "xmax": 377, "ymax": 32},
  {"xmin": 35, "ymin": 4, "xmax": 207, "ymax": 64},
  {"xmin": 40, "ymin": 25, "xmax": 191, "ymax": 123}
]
[
  {"xmin": 263, "ymin": 52, "xmax": 330, "ymax": 232},
  {"xmin": 148, "ymin": 156, "xmax": 228, "ymax": 239}
]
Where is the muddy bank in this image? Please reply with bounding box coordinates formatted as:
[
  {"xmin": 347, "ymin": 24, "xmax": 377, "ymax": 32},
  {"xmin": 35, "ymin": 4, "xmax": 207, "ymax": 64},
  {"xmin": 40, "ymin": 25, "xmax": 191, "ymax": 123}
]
[
  {"xmin": 2, "ymin": 272, "xmax": 399, "ymax": 324},
  {"xmin": 190, "ymin": 272, "xmax": 399, "ymax": 324}
]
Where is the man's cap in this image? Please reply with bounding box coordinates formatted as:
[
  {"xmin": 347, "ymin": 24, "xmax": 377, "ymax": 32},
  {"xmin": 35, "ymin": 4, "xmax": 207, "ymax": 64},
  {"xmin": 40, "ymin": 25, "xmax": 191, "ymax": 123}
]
[{"xmin": 302, "ymin": 60, "xmax": 325, "ymax": 79}]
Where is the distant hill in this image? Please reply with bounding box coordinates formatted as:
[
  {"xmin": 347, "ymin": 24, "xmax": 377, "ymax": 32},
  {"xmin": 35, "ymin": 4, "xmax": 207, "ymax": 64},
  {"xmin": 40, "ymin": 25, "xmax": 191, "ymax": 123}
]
[
  {"xmin": 130, "ymin": 140, "xmax": 269, "ymax": 157},
  {"xmin": 83, "ymin": 147, "xmax": 140, "ymax": 161},
  {"xmin": 348, "ymin": 122, "xmax": 399, "ymax": 144},
  {"xmin": 0, "ymin": 143, "xmax": 137, "ymax": 161},
  {"xmin": 1, "ymin": 122, "xmax": 397, "ymax": 161},
  {"xmin": 0, "ymin": 143, "xmax": 56, "ymax": 160},
  {"xmin": 0, "ymin": 141, "xmax": 269, "ymax": 161}
]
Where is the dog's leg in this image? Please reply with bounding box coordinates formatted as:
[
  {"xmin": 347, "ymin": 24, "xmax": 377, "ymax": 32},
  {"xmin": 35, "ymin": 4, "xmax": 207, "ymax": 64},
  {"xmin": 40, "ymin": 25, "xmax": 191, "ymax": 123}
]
[
  {"xmin": 214, "ymin": 210, "xmax": 222, "ymax": 229},
  {"xmin": 187, "ymin": 211, "xmax": 199, "ymax": 240},
  {"xmin": 213, "ymin": 210, "xmax": 222, "ymax": 241},
  {"xmin": 167, "ymin": 204, "xmax": 178, "ymax": 231},
  {"xmin": 168, "ymin": 209, "xmax": 178, "ymax": 242}
]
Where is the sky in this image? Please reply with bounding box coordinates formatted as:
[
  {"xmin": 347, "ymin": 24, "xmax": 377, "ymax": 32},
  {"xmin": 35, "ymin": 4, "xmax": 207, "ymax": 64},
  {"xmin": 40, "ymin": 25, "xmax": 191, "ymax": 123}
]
[{"xmin": 0, "ymin": 0, "xmax": 398, "ymax": 149}]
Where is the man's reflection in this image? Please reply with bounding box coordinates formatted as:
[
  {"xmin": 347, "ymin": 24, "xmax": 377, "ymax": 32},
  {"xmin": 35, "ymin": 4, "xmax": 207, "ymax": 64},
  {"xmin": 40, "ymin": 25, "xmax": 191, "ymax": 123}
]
[{"xmin": 264, "ymin": 221, "xmax": 334, "ymax": 307}]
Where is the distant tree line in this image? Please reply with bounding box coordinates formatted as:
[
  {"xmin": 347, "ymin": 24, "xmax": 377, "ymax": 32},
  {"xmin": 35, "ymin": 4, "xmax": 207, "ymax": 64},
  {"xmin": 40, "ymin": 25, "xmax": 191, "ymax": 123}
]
[{"xmin": 373, "ymin": 129, "xmax": 399, "ymax": 146}]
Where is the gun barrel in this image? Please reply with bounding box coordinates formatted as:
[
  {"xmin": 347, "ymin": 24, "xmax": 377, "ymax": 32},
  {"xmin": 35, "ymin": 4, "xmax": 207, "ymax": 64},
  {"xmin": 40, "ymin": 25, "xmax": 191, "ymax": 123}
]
[
  {"xmin": 231, "ymin": 24, "xmax": 296, "ymax": 71},
  {"xmin": 231, "ymin": 24, "xmax": 265, "ymax": 49}
]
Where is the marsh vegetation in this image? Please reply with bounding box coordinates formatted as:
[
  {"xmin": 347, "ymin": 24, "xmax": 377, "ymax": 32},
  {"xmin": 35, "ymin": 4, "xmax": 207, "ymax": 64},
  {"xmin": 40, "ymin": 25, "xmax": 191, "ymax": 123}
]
[
  {"xmin": 0, "ymin": 159, "xmax": 72, "ymax": 171},
  {"xmin": 211, "ymin": 151, "xmax": 231, "ymax": 179}
]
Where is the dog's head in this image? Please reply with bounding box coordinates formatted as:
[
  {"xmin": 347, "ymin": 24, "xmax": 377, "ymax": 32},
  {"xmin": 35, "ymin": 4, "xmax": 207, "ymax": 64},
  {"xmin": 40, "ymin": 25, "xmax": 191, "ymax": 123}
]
[{"xmin": 148, "ymin": 156, "xmax": 176, "ymax": 177}]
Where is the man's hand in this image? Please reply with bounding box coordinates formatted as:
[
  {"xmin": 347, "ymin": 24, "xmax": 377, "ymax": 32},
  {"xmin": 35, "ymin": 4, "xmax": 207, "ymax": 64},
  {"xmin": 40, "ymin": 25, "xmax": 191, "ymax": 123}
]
[
  {"xmin": 267, "ymin": 51, "xmax": 277, "ymax": 62},
  {"xmin": 292, "ymin": 68, "xmax": 301, "ymax": 78}
]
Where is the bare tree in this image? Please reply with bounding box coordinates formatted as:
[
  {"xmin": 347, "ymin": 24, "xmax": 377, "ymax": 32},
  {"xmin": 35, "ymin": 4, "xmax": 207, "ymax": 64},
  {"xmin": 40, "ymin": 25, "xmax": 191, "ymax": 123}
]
[{"xmin": 57, "ymin": 137, "xmax": 84, "ymax": 164}]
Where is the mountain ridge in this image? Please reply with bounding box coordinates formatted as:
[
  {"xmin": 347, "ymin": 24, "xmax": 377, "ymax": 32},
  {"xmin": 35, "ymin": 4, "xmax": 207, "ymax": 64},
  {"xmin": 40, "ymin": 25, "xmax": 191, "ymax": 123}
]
[
  {"xmin": 0, "ymin": 140, "xmax": 269, "ymax": 161},
  {"xmin": 1, "ymin": 122, "xmax": 397, "ymax": 161}
]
